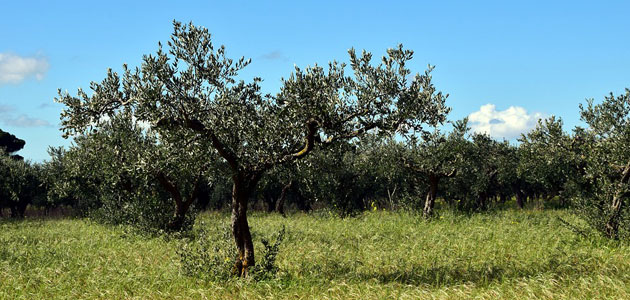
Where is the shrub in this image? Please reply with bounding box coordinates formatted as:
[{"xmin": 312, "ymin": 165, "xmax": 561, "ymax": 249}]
[{"xmin": 178, "ymin": 222, "xmax": 285, "ymax": 281}]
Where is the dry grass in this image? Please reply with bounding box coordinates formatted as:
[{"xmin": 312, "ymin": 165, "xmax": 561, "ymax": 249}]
[{"xmin": 1, "ymin": 209, "xmax": 629, "ymax": 299}]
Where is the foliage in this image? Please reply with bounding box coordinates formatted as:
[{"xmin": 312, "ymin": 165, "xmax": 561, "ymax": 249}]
[
  {"xmin": 0, "ymin": 129, "xmax": 25, "ymax": 159},
  {"xmin": 441, "ymin": 127, "xmax": 506, "ymax": 211},
  {"xmin": 250, "ymin": 226, "xmax": 286, "ymax": 280},
  {"xmin": 0, "ymin": 153, "xmax": 44, "ymax": 218},
  {"xmin": 43, "ymin": 107, "xmax": 222, "ymax": 233},
  {"xmin": 55, "ymin": 20, "xmax": 450, "ymax": 274},
  {"xmin": 402, "ymin": 119, "xmax": 467, "ymax": 215},
  {"xmin": 44, "ymin": 112, "xmax": 186, "ymax": 232},
  {"xmin": 178, "ymin": 222, "xmax": 237, "ymax": 282},
  {"xmin": 575, "ymin": 89, "xmax": 630, "ymax": 239},
  {"xmin": 295, "ymin": 142, "xmax": 372, "ymax": 217},
  {"xmin": 518, "ymin": 116, "xmax": 577, "ymax": 207},
  {"xmin": 179, "ymin": 221, "xmax": 286, "ymax": 282}
]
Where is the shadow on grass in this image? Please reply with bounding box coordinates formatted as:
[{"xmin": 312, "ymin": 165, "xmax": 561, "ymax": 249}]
[
  {"xmin": 357, "ymin": 253, "xmax": 607, "ymax": 287},
  {"xmin": 292, "ymin": 249, "xmax": 620, "ymax": 287},
  {"xmin": 358, "ymin": 263, "xmax": 534, "ymax": 286}
]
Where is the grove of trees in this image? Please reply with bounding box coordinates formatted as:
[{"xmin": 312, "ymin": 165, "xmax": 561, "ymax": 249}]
[{"xmin": 2, "ymin": 21, "xmax": 630, "ymax": 278}]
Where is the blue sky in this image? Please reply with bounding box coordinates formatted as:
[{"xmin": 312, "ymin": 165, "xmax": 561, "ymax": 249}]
[{"xmin": 1, "ymin": 0, "xmax": 629, "ymax": 161}]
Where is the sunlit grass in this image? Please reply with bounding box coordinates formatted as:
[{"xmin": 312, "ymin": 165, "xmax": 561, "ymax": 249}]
[{"xmin": 1, "ymin": 209, "xmax": 629, "ymax": 299}]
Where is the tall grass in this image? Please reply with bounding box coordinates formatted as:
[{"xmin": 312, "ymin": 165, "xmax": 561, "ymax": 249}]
[{"xmin": 1, "ymin": 209, "xmax": 629, "ymax": 299}]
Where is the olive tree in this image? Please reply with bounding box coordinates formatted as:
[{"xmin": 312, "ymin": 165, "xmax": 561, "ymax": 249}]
[
  {"xmin": 46, "ymin": 112, "xmax": 165, "ymax": 226},
  {"xmin": 577, "ymin": 89, "xmax": 630, "ymax": 239},
  {"xmin": 298, "ymin": 141, "xmax": 373, "ymax": 216},
  {"xmin": 402, "ymin": 119, "xmax": 467, "ymax": 217},
  {"xmin": 443, "ymin": 131, "xmax": 506, "ymax": 211},
  {"xmin": 517, "ymin": 116, "xmax": 577, "ymax": 207},
  {"xmin": 47, "ymin": 110, "xmax": 217, "ymax": 232},
  {"xmin": 57, "ymin": 21, "xmax": 449, "ymax": 276}
]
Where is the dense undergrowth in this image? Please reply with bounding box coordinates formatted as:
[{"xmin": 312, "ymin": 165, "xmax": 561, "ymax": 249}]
[{"xmin": 1, "ymin": 209, "xmax": 630, "ymax": 299}]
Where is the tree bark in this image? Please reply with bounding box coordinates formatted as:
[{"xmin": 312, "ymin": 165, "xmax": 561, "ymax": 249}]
[
  {"xmin": 605, "ymin": 160, "xmax": 630, "ymax": 239},
  {"xmin": 157, "ymin": 172, "xmax": 200, "ymax": 231},
  {"xmin": 605, "ymin": 195, "xmax": 623, "ymax": 239},
  {"xmin": 9, "ymin": 205, "xmax": 17, "ymax": 218},
  {"xmin": 387, "ymin": 185, "xmax": 397, "ymax": 209},
  {"xmin": 423, "ymin": 175, "xmax": 439, "ymax": 218},
  {"xmin": 514, "ymin": 188, "xmax": 525, "ymax": 209},
  {"xmin": 264, "ymin": 194, "xmax": 276, "ymax": 213},
  {"xmin": 231, "ymin": 172, "xmax": 260, "ymax": 277},
  {"xmin": 10, "ymin": 202, "xmax": 27, "ymax": 219},
  {"xmin": 275, "ymin": 181, "xmax": 292, "ymax": 216},
  {"xmin": 169, "ymin": 199, "xmax": 193, "ymax": 231},
  {"xmin": 477, "ymin": 192, "xmax": 488, "ymax": 211}
]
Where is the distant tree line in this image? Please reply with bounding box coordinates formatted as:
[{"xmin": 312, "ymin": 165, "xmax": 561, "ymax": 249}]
[{"xmin": 2, "ymin": 88, "xmax": 629, "ymax": 240}]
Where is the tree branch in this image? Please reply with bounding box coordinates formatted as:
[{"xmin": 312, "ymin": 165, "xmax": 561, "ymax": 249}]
[
  {"xmin": 157, "ymin": 172, "xmax": 183, "ymax": 207},
  {"xmin": 157, "ymin": 117, "xmax": 239, "ymax": 171},
  {"xmin": 619, "ymin": 159, "xmax": 630, "ymax": 185},
  {"xmin": 260, "ymin": 118, "xmax": 379, "ymax": 172},
  {"xmin": 185, "ymin": 175, "xmax": 203, "ymax": 207}
]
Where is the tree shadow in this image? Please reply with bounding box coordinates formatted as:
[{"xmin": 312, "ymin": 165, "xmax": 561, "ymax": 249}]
[
  {"xmin": 353, "ymin": 252, "xmax": 603, "ymax": 287},
  {"xmin": 288, "ymin": 247, "xmax": 618, "ymax": 287}
]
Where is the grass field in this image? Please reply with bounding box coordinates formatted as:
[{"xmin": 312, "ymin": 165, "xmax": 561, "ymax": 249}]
[{"xmin": 1, "ymin": 209, "xmax": 630, "ymax": 299}]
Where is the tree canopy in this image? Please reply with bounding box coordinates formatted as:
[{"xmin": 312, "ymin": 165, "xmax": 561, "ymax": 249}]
[
  {"xmin": 577, "ymin": 89, "xmax": 630, "ymax": 239},
  {"xmin": 56, "ymin": 21, "xmax": 450, "ymax": 276},
  {"xmin": 0, "ymin": 129, "xmax": 26, "ymax": 159}
]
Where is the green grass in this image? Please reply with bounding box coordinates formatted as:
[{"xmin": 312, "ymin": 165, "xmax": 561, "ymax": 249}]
[{"xmin": 2, "ymin": 209, "xmax": 630, "ymax": 299}]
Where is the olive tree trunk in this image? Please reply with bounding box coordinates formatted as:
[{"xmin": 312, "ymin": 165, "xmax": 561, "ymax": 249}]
[
  {"xmin": 514, "ymin": 188, "xmax": 525, "ymax": 209},
  {"xmin": 423, "ymin": 175, "xmax": 439, "ymax": 218},
  {"xmin": 605, "ymin": 195, "xmax": 623, "ymax": 239},
  {"xmin": 275, "ymin": 181, "xmax": 292, "ymax": 216},
  {"xmin": 605, "ymin": 161, "xmax": 630, "ymax": 239},
  {"xmin": 9, "ymin": 200, "xmax": 28, "ymax": 219},
  {"xmin": 157, "ymin": 172, "xmax": 201, "ymax": 232},
  {"xmin": 231, "ymin": 172, "xmax": 261, "ymax": 277}
]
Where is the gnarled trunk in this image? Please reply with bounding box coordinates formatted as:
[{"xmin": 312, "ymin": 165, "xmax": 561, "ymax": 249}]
[
  {"xmin": 157, "ymin": 172, "xmax": 201, "ymax": 231},
  {"xmin": 477, "ymin": 191, "xmax": 488, "ymax": 211},
  {"xmin": 605, "ymin": 195, "xmax": 623, "ymax": 239},
  {"xmin": 168, "ymin": 200, "xmax": 193, "ymax": 231},
  {"xmin": 423, "ymin": 175, "xmax": 439, "ymax": 218},
  {"xmin": 275, "ymin": 181, "xmax": 292, "ymax": 216},
  {"xmin": 10, "ymin": 201, "xmax": 27, "ymax": 219},
  {"xmin": 264, "ymin": 195, "xmax": 276, "ymax": 213},
  {"xmin": 231, "ymin": 172, "xmax": 261, "ymax": 277},
  {"xmin": 515, "ymin": 188, "xmax": 525, "ymax": 209},
  {"xmin": 605, "ymin": 160, "xmax": 630, "ymax": 239}
]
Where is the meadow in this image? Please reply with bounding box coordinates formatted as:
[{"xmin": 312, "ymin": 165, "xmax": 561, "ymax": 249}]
[{"xmin": 1, "ymin": 209, "xmax": 630, "ymax": 299}]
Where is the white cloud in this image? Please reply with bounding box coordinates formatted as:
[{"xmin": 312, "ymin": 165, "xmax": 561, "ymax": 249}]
[
  {"xmin": 0, "ymin": 105, "xmax": 51, "ymax": 127},
  {"xmin": 0, "ymin": 53, "xmax": 49, "ymax": 85},
  {"xmin": 468, "ymin": 104, "xmax": 543, "ymax": 140},
  {"xmin": 3, "ymin": 114, "xmax": 51, "ymax": 127}
]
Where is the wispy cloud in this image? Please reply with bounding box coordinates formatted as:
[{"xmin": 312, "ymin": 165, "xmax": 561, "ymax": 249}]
[
  {"xmin": 259, "ymin": 50, "xmax": 289, "ymax": 61},
  {"xmin": 3, "ymin": 115, "xmax": 51, "ymax": 127},
  {"xmin": 38, "ymin": 102, "xmax": 57, "ymax": 109},
  {"xmin": 0, "ymin": 105, "xmax": 51, "ymax": 127},
  {"xmin": 0, "ymin": 53, "xmax": 49, "ymax": 85},
  {"xmin": 0, "ymin": 104, "xmax": 14, "ymax": 113},
  {"xmin": 468, "ymin": 104, "xmax": 544, "ymax": 140}
]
